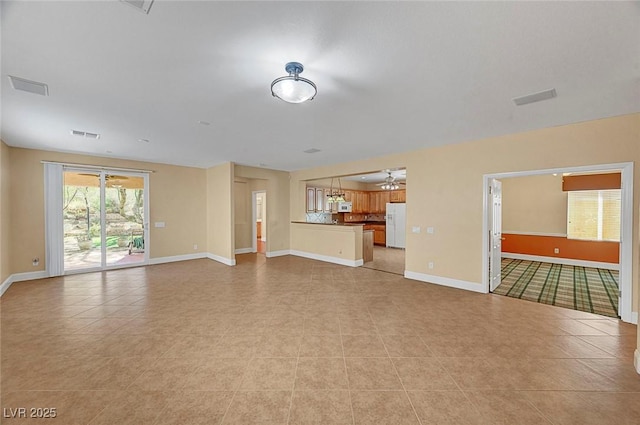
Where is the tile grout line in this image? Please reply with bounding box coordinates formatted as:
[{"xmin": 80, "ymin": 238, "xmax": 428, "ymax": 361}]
[
  {"xmin": 215, "ymin": 310, "xmax": 250, "ymax": 425},
  {"xmin": 384, "ymin": 332, "xmax": 422, "ymax": 425},
  {"xmin": 284, "ymin": 326, "xmax": 304, "ymax": 425},
  {"xmin": 338, "ymin": 314, "xmax": 357, "ymax": 425}
]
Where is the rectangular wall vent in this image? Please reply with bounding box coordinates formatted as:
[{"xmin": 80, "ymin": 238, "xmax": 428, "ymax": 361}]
[
  {"xmin": 513, "ymin": 88, "xmax": 557, "ymax": 106},
  {"xmin": 120, "ymin": 0, "xmax": 154, "ymax": 14},
  {"xmin": 304, "ymin": 148, "xmax": 322, "ymax": 154},
  {"xmin": 8, "ymin": 76, "xmax": 49, "ymax": 96}
]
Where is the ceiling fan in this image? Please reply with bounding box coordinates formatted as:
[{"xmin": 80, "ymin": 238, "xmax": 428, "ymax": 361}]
[{"xmin": 376, "ymin": 171, "xmax": 406, "ymax": 190}]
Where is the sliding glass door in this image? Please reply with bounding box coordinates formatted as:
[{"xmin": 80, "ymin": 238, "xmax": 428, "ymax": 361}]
[{"xmin": 62, "ymin": 169, "xmax": 148, "ymax": 273}]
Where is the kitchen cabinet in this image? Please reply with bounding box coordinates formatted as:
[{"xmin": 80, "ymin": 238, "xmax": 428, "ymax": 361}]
[
  {"xmin": 309, "ymin": 187, "xmax": 403, "ymax": 215},
  {"xmin": 372, "ymin": 224, "xmax": 386, "ymax": 245},
  {"xmin": 316, "ymin": 188, "xmax": 325, "ymax": 213},
  {"xmin": 306, "ymin": 188, "xmax": 316, "ymax": 212},
  {"xmin": 342, "ymin": 190, "xmax": 367, "ymax": 213},
  {"xmin": 367, "ymin": 192, "xmax": 378, "ymax": 213},
  {"xmin": 306, "ymin": 186, "xmax": 332, "ymax": 213},
  {"xmin": 355, "ymin": 191, "xmax": 368, "ymax": 213},
  {"xmin": 390, "ymin": 189, "xmax": 406, "ymax": 203},
  {"xmin": 368, "ymin": 191, "xmax": 391, "ymax": 214}
]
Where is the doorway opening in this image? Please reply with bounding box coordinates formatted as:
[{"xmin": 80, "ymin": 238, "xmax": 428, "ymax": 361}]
[
  {"xmin": 253, "ymin": 191, "xmax": 266, "ymax": 254},
  {"xmin": 483, "ymin": 162, "xmax": 634, "ymax": 323},
  {"xmin": 62, "ymin": 169, "xmax": 149, "ymax": 273}
]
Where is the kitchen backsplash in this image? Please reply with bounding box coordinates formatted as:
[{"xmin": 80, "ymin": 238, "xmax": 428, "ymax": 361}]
[
  {"xmin": 341, "ymin": 213, "xmax": 386, "ymax": 222},
  {"xmin": 306, "ymin": 212, "xmax": 333, "ymax": 223}
]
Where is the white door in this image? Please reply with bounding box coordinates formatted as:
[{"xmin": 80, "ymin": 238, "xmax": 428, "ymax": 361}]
[
  {"xmin": 489, "ymin": 179, "xmax": 502, "ymax": 291},
  {"xmin": 62, "ymin": 168, "xmax": 149, "ymax": 273}
]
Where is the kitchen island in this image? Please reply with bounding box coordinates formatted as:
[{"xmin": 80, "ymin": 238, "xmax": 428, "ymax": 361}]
[{"xmin": 290, "ymin": 222, "xmax": 365, "ymax": 267}]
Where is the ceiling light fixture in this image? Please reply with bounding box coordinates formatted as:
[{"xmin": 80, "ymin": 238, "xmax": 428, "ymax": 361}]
[
  {"xmin": 377, "ymin": 171, "xmax": 404, "ymax": 191},
  {"xmin": 326, "ymin": 178, "xmax": 345, "ymax": 204},
  {"xmin": 271, "ymin": 62, "xmax": 317, "ymax": 104}
]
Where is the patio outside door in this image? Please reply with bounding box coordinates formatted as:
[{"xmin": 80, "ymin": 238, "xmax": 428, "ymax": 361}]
[{"xmin": 63, "ymin": 169, "xmax": 148, "ymax": 273}]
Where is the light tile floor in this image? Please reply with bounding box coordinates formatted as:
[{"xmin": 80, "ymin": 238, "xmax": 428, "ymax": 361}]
[
  {"xmin": 362, "ymin": 246, "xmax": 405, "ymax": 275},
  {"xmin": 1, "ymin": 255, "xmax": 638, "ymax": 425}
]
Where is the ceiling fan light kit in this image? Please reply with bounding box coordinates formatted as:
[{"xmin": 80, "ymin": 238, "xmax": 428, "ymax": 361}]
[
  {"xmin": 271, "ymin": 62, "xmax": 317, "ymax": 104},
  {"xmin": 377, "ymin": 171, "xmax": 405, "ymax": 191}
]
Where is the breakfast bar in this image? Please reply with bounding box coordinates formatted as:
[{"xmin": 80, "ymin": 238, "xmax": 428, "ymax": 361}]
[{"xmin": 290, "ymin": 222, "xmax": 367, "ymax": 267}]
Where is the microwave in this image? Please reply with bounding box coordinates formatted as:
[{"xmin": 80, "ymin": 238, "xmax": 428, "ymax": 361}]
[{"xmin": 338, "ymin": 202, "xmax": 352, "ymax": 212}]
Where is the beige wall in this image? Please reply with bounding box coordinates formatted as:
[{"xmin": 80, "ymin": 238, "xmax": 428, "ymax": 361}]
[
  {"xmin": 235, "ymin": 165, "xmax": 290, "ymax": 254},
  {"xmin": 7, "ymin": 147, "xmax": 208, "ymax": 273},
  {"xmin": 307, "ymin": 178, "xmax": 369, "ymax": 191},
  {"xmin": 502, "ymin": 174, "xmax": 567, "ymax": 234},
  {"xmin": 291, "ymin": 223, "xmax": 363, "ymax": 263},
  {"xmin": 291, "ymin": 114, "xmax": 640, "ymax": 314},
  {"xmin": 0, "ymin": 141, "xmax": 10, "ymax": 283},
  {"xmin": 234, "ymin": 178, "xmax": 252, "ymax": 250},
  {"xmin": 206, "ymin": 162, "xmax": 234, "ymax": 261}
]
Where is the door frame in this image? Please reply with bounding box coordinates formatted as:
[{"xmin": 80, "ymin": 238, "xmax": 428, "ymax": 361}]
[
  {"xmin": 482, "ymin": 162, "xmax": 634, "ymax": 323},
  {"xmin": 62, "ymin": 167, "xmax": 150, "ymax": 274},
  {"xmin": 251, "ymin": 190, "xmax": 266, "ymax": 254},
  {"xmin": 488, "ymin": 178, "xmax": 502, "ymax": 292}
]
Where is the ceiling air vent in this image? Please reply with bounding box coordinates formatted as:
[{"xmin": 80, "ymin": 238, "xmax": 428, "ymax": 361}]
[
  {"xmin": 8, "ymin": 76, "xmax": 49, "ymax": 96},
  {"xmin": 512, "ymin": 88, "xmax": 557, "ymax": 106},
  {"xmin": 71, "ymin": 130, "xmax": 101, "ymax": 139},
  {"xmin": 120, "ymin": 0, "xmax": 154, "ymax": 14},
  {"xmin": 304, "ymin": 148, "xmax": 321, "ymax": 154}
]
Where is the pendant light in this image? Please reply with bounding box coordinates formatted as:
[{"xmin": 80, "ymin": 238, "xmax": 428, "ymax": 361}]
[
  {"xmin": 271, "ymin": 62, "xmax": 317, "ymax": 104},
  {"xmin": 326, "ymin": 178, "xmax": 345, "ymax": 204}
]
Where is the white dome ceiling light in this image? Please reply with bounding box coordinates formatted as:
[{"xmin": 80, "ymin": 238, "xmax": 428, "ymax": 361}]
[{"xmin": 271, "ymin": 62, "xmax": 317, "ymax": 104}]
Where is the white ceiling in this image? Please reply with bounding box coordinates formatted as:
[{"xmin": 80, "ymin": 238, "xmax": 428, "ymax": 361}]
[
  {"xmin": 2, "ymin": 1, "xmax": 639, "ymax": 171},
  {"xmin": 342, "ymin": 169, "xmax": 406, "ymax": 184}
]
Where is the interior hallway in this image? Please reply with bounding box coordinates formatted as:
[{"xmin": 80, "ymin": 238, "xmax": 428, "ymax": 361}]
[{"xmin": 1, "ymin": 256, "xmax": 638, "ymax": 425}]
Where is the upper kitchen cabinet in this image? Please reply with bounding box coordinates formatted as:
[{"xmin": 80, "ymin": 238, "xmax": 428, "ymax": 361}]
[
  {"xmin": 369, "ymin": 191, "xmax": 391, "ymax": 213},
  {"xmin": 306, "ymin": 187, "xmax": 316, "ymax": 212},
  {"xmin": 390, "ymin": 189, "xmax": 406, "ymax": 203},
  {"xmin": 343, "ymin": 190, "xmax": 368, "ymax": 214},
  {"xmin": 306, "ymin": 186, "xmax": 331, "ymax": 213},
  {"xmin": 355, "ymin": 191, "xmax": 368, "ymax": 214}
]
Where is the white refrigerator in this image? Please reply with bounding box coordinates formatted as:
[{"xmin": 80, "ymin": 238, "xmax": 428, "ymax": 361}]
[{"xmin": 385, "ymin": 203, "xmax": 406, "ymax": 248}]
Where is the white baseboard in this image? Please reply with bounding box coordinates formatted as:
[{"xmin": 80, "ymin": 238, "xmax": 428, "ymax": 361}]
[
  {"xmin": 404, "ymin": 270, "xmax": 486, "ymax": 293},
  {"xmin": 148, "ymin": 253, "xmax": 206, "ymax": 265},
  {"xmin": 290, "ymin": 250, "xmax": 363, "ymax": 267},
  {"xmin": 206, "ymin": 252, "xmax": 236, "ymax": 266},
  {"xmin": 635, "ymin": 350, "xmax": 640, "ymax": 375},
  {"xmin": 235, "ymin": 247, "xmax": 254, "ymax": 254},
  {"xmin": 0, "ymin": 270, "xmax": 48, "ymax": 297},
  {"xmin": 0, "ymin": 276, "xmax": 12, "ymax": 297},
  {"xmin": 502, "ymin": 253, "xmax": 619, "ymax": 271},
  {"xmin": 266, "ymin": 250, "xmax": 290, "ymax": 258}
]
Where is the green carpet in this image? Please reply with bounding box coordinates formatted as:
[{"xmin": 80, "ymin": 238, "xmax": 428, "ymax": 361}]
[{"xmin": 495, "ymin": 258, "xmax": 619, "ymax": 318}]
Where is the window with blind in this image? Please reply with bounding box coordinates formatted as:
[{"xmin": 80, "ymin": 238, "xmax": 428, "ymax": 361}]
[{"xmin": 567, "ymin": 189, "xmax": 621, "ymax": 241}]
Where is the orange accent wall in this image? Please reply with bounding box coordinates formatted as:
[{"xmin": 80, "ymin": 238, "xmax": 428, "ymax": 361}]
[
  {"xmin": 562, "ymin": 173, "xmax": 621, "ymax": 191},
  {"xmin": 502, "ymin": 233, "xmax": 619, "ymax": 264}
]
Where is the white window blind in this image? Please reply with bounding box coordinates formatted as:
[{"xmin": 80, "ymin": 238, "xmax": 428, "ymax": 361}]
[{"xmin": 567, "ymin": 189, "xmax": 621, "ymax": 242}]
